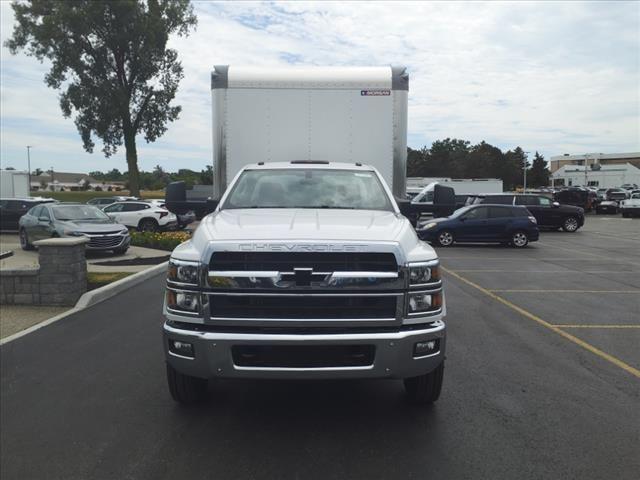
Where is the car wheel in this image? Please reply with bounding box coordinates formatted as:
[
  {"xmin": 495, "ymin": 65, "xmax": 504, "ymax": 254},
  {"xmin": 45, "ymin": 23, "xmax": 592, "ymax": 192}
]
[
  {"xmin": 404, "ymin": 362, "xmax": 444, "ymax": 405},
  {"xmin": 19, "ymin": 228, "xmax": 34, "ymax": 251},
  {"xmin": 511, "ymin": 230, "xmax": 529, "ymax": 248},
  {"xmin": 138, "ymin": 218, "xmax": 159, "ymax": 232},
  {"xmin": 562, "ymin": 216, "xmax": 579, "ymax": 232},
  {"xmin": 166, "ymin": 363, "xmax": 207, "ymax": 405},
  {"xmin": 436, "ymin": 230, "xmax": 454, "ymax": 247}
]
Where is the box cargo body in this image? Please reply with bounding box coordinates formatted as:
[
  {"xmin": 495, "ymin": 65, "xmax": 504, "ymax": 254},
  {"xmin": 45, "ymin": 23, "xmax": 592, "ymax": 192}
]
[
  {"xmin": 211, "ymin": 65, "xmax": 409, "ymax": 199},
  {"xmin": 0, "ymin": 170, "xmax": 29, "ymax": 198}
]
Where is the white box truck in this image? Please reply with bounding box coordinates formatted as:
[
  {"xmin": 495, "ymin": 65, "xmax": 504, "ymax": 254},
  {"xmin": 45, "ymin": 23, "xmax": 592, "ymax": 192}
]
[
  {"xmin": 163, "ymin": 66, "xmax": 448, "ymax": 406},
  {"xmin": 0, "ymin": 170, "xmax": 30, "ymax": 198}
]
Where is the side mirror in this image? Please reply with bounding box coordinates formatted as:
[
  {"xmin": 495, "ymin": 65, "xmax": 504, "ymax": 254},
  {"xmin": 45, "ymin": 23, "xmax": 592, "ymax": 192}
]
[{"xmin": 552, "ymin": 202, "xmax": 560, "ymax": 208}]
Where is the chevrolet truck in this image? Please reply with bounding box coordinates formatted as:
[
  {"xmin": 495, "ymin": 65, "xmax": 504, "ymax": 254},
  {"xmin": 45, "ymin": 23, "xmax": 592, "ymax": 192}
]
[{"xmin": 163, "ymin": 66, "xmax": 447, "ymax": 405}]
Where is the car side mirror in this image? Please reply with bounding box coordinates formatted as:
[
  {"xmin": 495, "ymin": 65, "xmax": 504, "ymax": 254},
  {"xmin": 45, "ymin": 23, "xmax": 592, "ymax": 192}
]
[{"xmin": 552, "ymin": 202, "xmax": 560, "ymax": 208}]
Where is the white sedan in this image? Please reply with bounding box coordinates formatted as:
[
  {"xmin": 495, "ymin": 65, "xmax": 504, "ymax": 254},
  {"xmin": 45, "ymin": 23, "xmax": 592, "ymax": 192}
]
[{"xmin": 102, "ymin": 201, "xmax": 177, "ymax": 232}]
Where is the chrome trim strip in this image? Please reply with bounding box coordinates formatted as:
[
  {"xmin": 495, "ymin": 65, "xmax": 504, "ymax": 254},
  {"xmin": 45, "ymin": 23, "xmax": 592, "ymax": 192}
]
[
  {"xmin": 208, "ymin": 271, "xmax": 398, "ymax": 279},
  {"xmin": 233, "ymin": 365, "xmax": 374, "ymax": 372},
  {"xmin": 330, "ymin": 271, "xmax": 398, "ymax": 279},
  {"xmin": 166, "ymin": 306, "xmax": 201, "ymax": 317},
  {"xmin": 413, "ymin": 350, "xmax": 441, "ymax": 359},
  {"xmin": 164, "ymin": 320, "xmax": 445, "ymax": 341},
  {"xmin": 209, "ymin": 271, "xmax": 280, "ymax": 278},
  {"xmin": 167, "ymin": 280, "xmax": 199, "ymax": 287},
  {"xmin": 170, "ymin": 259, "xmax": 201, "ymax": 266},
  {"xmin": 407, "ymin": 260, "xmax": 439, "ymax": 268},
  {"xmin": 168, "ymin": 350, "xmax": 195, "ymax": 360},
  {"xmin": 204, "ymin": 292, "xmax": 402, "ymax": 297},
  {"xmin": 209, "ymin": 316, "xmax": 397, "ymax": 322}
]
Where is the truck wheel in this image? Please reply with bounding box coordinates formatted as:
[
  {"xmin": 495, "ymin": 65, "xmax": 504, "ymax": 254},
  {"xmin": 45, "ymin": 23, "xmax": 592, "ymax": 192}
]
[
  {"xmin": 510, "ymin": 230, "xmax": 529, "ymax": 248},
  {"xmin": 404, "ymin": 362, "xmax": 444, "ymax": 405},
  {"xmin": 19, "ymin": 228, "xmax": 34, "ymax": 251},
  {"xmin": 562, "ymin": 216, "xmax": 579, "ymax": 232},
  {"xmin": 138, "ymin": 218, "xmax": 159, "ymax": 232},
  {"xmin": 166, "ymin": 363, "xmax": 207, "ymax": 405},
  {"xmin": 436, "ymin": 230, "xmax": 454, "ymax": 247}
]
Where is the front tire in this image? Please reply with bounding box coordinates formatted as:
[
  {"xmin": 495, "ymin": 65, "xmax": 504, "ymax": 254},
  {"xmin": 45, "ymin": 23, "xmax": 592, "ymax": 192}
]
[
  {"xmin": 19, "ymin": 228, "xmax": 34, "ymax": 251},
  {"xmin": 436, "ymin": 230, "xmax": 454, "ymax": 247},
  {"xmin": 562, "ymin": 216, "xmax": 579, "ymax": 232},
  {"xmin": 510, "ymin": 230, "xmax": 529, "ymax": 248},
  {"xmin": 166, "ymin": 363, "xmax": 207, "ymax": 405},
  {"xmin": 404, "ymin": 362, "xmax": 444, "ymax": 405}
]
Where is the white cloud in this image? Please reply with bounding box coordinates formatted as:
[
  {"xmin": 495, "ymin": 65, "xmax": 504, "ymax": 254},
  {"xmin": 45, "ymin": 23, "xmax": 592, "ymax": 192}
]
[{"xmin": 1, "ymin": 0, "xmax": 638, "ymax": 174}]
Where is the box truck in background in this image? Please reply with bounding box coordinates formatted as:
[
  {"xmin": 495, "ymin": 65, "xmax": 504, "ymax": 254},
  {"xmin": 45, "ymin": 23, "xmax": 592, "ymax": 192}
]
[{"xmin": 0, "ymin": 170, "xmax": 30, "ymax": 198}]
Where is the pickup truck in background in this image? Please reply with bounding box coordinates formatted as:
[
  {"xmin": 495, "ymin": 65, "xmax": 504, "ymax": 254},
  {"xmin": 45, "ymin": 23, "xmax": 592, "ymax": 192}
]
[
  {"xmin": 163, "ymin": 66, "xmax": 447, "ymax": 406},
  {"xmin": 619, "ymin": 192, "xmax": 640, "ymax": 218}
]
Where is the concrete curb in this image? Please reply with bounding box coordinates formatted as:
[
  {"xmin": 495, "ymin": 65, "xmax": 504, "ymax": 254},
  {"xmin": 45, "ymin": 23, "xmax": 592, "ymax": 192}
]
[{"xmin": 0, "ymin": 261, "xmax": 168, "ymax": 346}]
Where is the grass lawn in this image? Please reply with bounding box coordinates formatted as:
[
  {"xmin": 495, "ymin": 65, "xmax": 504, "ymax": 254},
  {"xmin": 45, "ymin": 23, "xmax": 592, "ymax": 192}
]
[
  {"xmin": 32, "ymin": 190, "xmax": 165, "ymax": 203},
  {"xmin": 87, "ymin": 271, "xmax": 133, "ymax": 291}
]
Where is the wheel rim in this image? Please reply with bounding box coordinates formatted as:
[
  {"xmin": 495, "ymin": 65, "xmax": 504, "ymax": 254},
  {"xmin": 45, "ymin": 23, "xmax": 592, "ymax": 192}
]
[
  {"xmin": 141, "ymin": 222, "xmax": 155, "ymax": 232},
  {"xmin": 565, "ymin": 218, "xmax": 578, "ymax": 231},
  {"xmin": 439, "ymin": 232, "xmax": 453, "ymax": 246},
  {"xmin": 513, "ymin": 232, "xmax": 527, "ymax": 247}
]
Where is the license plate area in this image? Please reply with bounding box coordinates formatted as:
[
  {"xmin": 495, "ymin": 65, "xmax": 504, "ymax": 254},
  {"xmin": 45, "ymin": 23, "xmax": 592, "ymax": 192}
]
[{"xmin": 231, "ymin": 345, "xmax": 375, "ymax": 368}]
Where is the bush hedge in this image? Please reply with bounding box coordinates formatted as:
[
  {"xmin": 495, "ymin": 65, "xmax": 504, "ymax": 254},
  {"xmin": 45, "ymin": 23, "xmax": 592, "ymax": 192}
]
[{"xmin": 130, "ymin": 231, "xmax": 191, "ymax": 251}]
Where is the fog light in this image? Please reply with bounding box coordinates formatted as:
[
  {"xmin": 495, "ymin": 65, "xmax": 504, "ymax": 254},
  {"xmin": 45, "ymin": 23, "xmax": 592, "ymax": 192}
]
[
  {"xmin": 166, "ymin": 290, "xmax": 199, "ymax": 313},
  {"xmin": 169, "ymin": 339, "xmax": 195, "ymax": 358},
  {"xmin": 414, "ymin": 339, "xmax": 440, "ymax": 357}
]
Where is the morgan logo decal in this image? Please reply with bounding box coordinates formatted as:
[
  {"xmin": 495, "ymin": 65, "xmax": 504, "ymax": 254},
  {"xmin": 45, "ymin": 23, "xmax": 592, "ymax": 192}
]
[
  {"xmin": 361, "ymin": 89, "xmax": 390, "ymax": 96},
  {"xmin": 238, "ymin": 244, "xmax": 367, "ymax": 252}
]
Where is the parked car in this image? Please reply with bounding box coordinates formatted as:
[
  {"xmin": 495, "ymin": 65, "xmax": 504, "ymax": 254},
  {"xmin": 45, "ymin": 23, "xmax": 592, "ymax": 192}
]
[
  {"xmin": 473, "ymin": 194, "xmax": 585, "ymax": 232},
  {"xmin": 19, "ymin": 203, "xmax": 130, "ymax": 253},
  {"xmin": 146, "ymin": 199, "xmax": 196, "ymax": 227},
  {"xmin": 102, "ymin": 201, "xmax": 177, "ymax": 231},
  {"xmin": 595, "ymin": 200, "xmax": 619, "ymax": 215},
  {"xmin": 619, "ymin": 193, "xmax": 640, "ymax": 218},
  {"xmin": 620, "ymin": 183, "xmax": 638, "ymax": 191},
  {"xmin": 554, "ymin": 188, "xmax": 597, "ymax": 211},
  {"xmin": 87, "ymin": 196, "xmax": 137, "ymax": 208},
  {"xmin": 606, "ymin": 188, "xmax": 629, "ymax": 202},
  {"xmin": 417, "ymin": 204, "xmax": 539, "ymax": 248},
  {"xmin": 596, "ymin": 188, "xmax": 608, "ymax": 201},
  {"xmin": 0, "ymin": 197, "xmax": 57, "ymax": 232}
]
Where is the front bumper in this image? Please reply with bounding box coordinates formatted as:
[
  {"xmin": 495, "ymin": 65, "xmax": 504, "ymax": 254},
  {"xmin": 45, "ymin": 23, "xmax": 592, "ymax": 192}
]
[{"xmin": 163, "ymin": 321, "xmax": 446, "ymax": 380}]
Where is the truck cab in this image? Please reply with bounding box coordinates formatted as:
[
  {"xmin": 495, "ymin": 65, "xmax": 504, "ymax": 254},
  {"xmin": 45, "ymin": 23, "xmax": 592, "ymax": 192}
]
[{"xmin": 163, "ymin": 161, "xmax": 446, "ymax": 405}]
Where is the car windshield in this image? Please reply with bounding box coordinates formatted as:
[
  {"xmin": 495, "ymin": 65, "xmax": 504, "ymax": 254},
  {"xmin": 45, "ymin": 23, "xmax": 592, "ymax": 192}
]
[
  {"xmin": 52, "ymin": 205, "xmax": 112, "ymax": 222},
  {"xmin": 222, "ymin": 168, "xmax": 394, "ymax": 211},
  {"xmin": 451, "ymin": 206, "xmax": 473, "ymax": 217}
]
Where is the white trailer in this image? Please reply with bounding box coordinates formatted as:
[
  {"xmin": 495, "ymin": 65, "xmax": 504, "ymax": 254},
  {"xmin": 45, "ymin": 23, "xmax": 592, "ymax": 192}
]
[
  {"xmin": 211, "ymin": 65, "xmax": 409, "ymax": 199},
  {"xmin": 410, "ymin": 178, "xmax": 503, "ymax": 205},
  {"xmin": 0, "ymin": 170, "xmax": 29, "ymax": 198}
]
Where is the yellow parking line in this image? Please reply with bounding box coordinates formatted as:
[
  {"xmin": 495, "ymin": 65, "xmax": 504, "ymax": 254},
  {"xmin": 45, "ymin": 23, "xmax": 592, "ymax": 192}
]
[
  {"xmin": 491, "ymin": 289, "xmax": 640, "ymax": 293},
  {"xmin": 442, "ymin": 267, "xmax": 640, "ymax": 379},
  {"xmin": 552, "ymin": 325, "xmax": 640, "ymax": 329}
]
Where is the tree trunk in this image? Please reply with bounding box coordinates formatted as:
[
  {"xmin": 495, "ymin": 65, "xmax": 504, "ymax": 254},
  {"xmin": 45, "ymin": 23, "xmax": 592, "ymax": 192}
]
[{"xmin": 123, "ymin": 126, "xmax": 140, "ymax": 197}]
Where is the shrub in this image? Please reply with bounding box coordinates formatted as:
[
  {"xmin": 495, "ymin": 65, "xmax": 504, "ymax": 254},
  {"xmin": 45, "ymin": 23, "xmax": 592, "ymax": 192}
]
[{"xmin": 130, "ymin": 231, "xmax": 192, "ymax": 251}]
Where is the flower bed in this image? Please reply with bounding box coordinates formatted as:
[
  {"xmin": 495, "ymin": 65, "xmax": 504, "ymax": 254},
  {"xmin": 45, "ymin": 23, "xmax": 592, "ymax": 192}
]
[{"xmin": 130, "ymin": 231, "xmax": 191, "ymax": 251}]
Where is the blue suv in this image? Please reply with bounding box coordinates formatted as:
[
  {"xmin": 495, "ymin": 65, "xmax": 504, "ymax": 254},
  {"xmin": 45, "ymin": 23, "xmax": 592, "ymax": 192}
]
[{"xmin": 417, "ymin": 204, "xmax": 539, "ymax": 248}]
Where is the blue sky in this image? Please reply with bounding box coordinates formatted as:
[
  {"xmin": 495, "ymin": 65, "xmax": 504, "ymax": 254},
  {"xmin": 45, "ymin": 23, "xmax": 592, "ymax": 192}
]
[{"xmin": 1, "ymin": 1, "xmax": 639, "ymax": 174}]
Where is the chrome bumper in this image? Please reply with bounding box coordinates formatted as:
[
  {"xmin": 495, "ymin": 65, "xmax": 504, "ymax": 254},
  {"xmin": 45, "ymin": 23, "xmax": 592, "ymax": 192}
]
[{"xmin": 163, "ymin": 321, "xmax": 446, "ymax": 380}]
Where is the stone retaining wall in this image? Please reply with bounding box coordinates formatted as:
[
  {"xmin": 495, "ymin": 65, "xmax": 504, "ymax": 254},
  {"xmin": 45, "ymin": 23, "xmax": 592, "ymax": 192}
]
[{"xmin": 0, "ymin": 238, "xmax": 87, "ymax": 306}]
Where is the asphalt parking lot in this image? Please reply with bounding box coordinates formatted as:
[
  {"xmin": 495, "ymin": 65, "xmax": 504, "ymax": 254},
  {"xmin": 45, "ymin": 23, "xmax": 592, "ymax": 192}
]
[{"xmin": 1, "ymin": 215, "xmax": 638, "ymax": 480}]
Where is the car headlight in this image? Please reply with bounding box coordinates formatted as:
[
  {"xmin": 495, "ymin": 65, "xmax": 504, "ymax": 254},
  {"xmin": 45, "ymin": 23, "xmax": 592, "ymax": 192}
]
[
  {"xmin": 62, "ymin": 229, "xmax": 86, "ymax": 236},
  {"xmin": 168, "ymin": 259, "xmax": 200, "ymax": 285},
  {"xmin": 408, "ymin": 262, "xmax": 440, "ymax": 285},
  {"xmin": 166, "ymin": 290, "xmax": 200, "ymax": 313},
  {"xmin": 120, "ymin": 228, "xmax": 129, "ymax": 235},
  {"xmin": 421, "ymin": 222, "xmax": 437, "ymax": 230},
  {"xmin": 407, "ymin": 291, "xmax": 442, "ymax": 314}
]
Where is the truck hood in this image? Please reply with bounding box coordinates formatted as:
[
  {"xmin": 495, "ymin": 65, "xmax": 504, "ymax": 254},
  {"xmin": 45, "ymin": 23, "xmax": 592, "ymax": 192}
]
[{"xmin": 203, "ymin": 209, "xmax": 407, "ymax": 242}]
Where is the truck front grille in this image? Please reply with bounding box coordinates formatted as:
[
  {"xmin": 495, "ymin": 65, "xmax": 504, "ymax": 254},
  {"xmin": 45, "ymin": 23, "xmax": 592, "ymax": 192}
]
[
  {"xmin": 210, "ymin": 294, "xmax": 398, "ymax": 319},
  {"xmin": 232, "ymin": 345, "xmax": 375, "ymax": 368},
  {"xmin": 209, "ymin": 252, "xmax": 397, "ymax": 272}
]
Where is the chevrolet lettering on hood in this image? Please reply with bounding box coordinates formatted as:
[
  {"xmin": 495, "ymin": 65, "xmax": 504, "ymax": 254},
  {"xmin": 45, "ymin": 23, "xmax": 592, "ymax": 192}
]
[{"xmin": 238, "ymin": 243, "xmax": 367, "ymax": 252}]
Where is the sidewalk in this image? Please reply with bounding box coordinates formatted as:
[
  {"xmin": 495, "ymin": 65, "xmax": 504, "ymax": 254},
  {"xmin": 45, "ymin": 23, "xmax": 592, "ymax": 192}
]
[{"xmin": 0, "ymin": 304, "xmax": 69, "ymax": 339}]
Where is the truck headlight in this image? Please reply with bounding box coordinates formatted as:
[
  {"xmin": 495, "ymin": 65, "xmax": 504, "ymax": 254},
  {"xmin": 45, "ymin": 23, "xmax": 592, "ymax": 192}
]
[
  {"xmin": 168, "ymin": 259, "xmax": 200, "ymax": 285},
  {"xmin": 166, "ymin": 290, "xmax": 200, "ymax": 313},
  {"xmin": 407, "ymin": 291, "xmax": 442, "ymax": 314},
  {"xmin": 408, "ymin": 263, "xmax": 440, "ymax": 285}
]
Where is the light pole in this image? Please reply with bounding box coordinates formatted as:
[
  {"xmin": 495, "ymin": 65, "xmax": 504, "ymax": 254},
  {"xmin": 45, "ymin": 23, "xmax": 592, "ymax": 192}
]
[
  {"xmin": 523, "ymin": 151, "xmax": 530, "ymax": 193},
  {"xmin": 26, "ymin": 146, "xmax": 33, "ymax": 193}
]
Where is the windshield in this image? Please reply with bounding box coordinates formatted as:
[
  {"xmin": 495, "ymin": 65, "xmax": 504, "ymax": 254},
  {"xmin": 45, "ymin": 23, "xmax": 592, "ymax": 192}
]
[
  {"xmin": 222, "ymin": 169, "xmax": 394, "ymax": 211},
  {"xmin": 451, "ymin": 206, "xmax": 472, "ymax": 217},
  {"xmin": 52, "ymin": 205, "xmax": 112, "ymax": 222}
]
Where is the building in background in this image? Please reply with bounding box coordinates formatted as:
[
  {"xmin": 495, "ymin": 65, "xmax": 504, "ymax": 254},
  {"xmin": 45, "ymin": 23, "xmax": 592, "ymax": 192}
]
[
  {"xmin": 550, "ymin": 152, "xmax": 640, "ymax": 173},
  {"xmin": 30, "ymin": 172, "xmax": 123, "ymax": 192},
  {"xmin": 551, "ymin": 163, "xmax": 640, "ymax": 189}
]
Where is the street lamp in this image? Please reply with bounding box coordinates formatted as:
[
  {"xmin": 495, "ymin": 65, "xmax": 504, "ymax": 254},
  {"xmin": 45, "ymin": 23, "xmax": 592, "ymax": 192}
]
[
  {"xmin": 523, "ymin": 151, "xmax": 530, "ymax": 193},
  {"xmin": 26, "ymin": 145, "xmax": 33, "ymax": 193}
]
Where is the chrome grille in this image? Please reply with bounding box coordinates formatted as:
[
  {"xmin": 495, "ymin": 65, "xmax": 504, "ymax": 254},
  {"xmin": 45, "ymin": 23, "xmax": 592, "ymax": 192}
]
[
  {"xmin": 210, "ymin": 252, "xmax": 397, "ymax": 272},
  {"xmin": 86, "ymin": 234, "xmax": 124, "ymax": 248}
]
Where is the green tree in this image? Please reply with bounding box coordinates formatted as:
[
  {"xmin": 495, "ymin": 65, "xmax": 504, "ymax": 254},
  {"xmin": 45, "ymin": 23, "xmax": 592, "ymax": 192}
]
[
  {"xmin": 32, "ymin": 168, "xmax": 43, "ymax": 176},
  {"xmin": 527, "ymin": 151, "xmax": 550, "ymax": 187},
  {"xmin": 5, "ymin": 0, "xmax": 197, "ymax": 196}
]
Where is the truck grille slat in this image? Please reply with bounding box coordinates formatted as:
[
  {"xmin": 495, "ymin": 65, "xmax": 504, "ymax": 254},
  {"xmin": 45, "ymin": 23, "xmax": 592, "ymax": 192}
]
[
  {"xmin": 210, "ymin": 294, "xmax": 397, "ymax": 319},
  {"xmin": 210, "ymin": 252, "xmax": 397, "ymax": 272}
]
